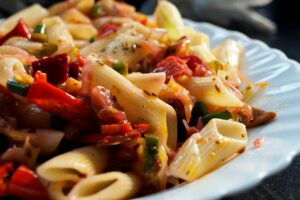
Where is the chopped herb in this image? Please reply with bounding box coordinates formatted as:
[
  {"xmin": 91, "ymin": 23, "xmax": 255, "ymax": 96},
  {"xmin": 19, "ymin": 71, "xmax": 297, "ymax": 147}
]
[
  {"xmin": 90, "ymin": 36, "xmax": 96, "ymax": 43},
  {"xmin": 112, "ymin": 61, "xmax": 128, "ymax": 76},
  {"xmin": 202, "ymin": 110, "xmax": 232, "ymax": 124},
  {"xmin": 190, "ymin": 102, "xmax": 207, "ymax": 126},
  {"xmin": 33, "ymin": 24, "xmax": 46, "ymax": 34},
  {"xmin": 144, "ymin": 135, "xmax": 159, "ymax": 173},
  {"xmin": 6, "ymin": 79, "xmax": 29, "ymax": 96},
  {"xmin": 91, "ymin": 5, "xmax": 103, "ymax": 17}
]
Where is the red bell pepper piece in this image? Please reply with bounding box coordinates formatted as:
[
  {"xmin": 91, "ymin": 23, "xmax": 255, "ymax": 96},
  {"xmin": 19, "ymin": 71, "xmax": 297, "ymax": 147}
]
[
  {"xmin": 153, "ymin": 56, "xmax": 193, "ymax": 82},
  {"xmin": 0, "ymin": 162, "xmax": 15, "ymax": 196},
  {"xmin": 0, "ymin": 19, "xmax": 31, "ymax": 45},
  {"xmin": 27, "ymin": 79, "xmax": 97, "ymax": 130},
  {"xmin": 182, "ymin": 55, "xmax": 212, "ymax": 77},
  {"xmin": 99, "ymin": 23, "xmax": 120, "ymax": 38},
  {"xmin": 68, "ymin": 61, "xmax": 81, "ymax": 80},
  {"xmin": 8, "ymin": 165, "xmax": 49, "ymax": 200},
  {"xmin": 32, "ymin": 54, "xmax": 70, "ymax": 85},
  {"xmin": 77, "ymin": 55, "xmax": 87, "ymax": 66},
  {"xmin": 97, "ymin": 106, "xmax": 126, "ymax": 124}
]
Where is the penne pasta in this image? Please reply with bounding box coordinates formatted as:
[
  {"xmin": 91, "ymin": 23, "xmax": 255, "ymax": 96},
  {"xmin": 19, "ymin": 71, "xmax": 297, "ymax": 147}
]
[
  {"xmin": 213, "ymin": 39, "xmax": 243, "ymax": 86},
  {"xmin": 67, "ymin": 24, "xmax": 97, "ymax": 40},
  {"xmin": 154, "ymin": 1, "xmax": 184, "ymax": 40},
  {"xmin": 127, "ymin": 72, "xmax": 166, "ymax": 96},
  {"xmin": 177, "ymin": 76, "xmax": 244, "ymax": 108},
  {"xmin": 0, "ymin": 57, "xmax": 26, "ymax": 86},
  {"xmin": 37, "ymin": 146, "xmax": 111, "ymax": 182},
  {"xmin": 42, "ymin": 17, "xmax": 75, "ymax": 47},
  {"xmin": 67, "ymin": 172, "xmax": 141, "ymax": 200},
  {"xmin": 87, "ymin": 56, "xmax": 178, "ymax": 149},
  {"xmin": 0, "ymin": 4, "xmax": 49, "ymax": 36},
  {"xmin": 189, "ymin": 44, "xmax": 216, "ymax": 63},
  {"xmin": 61, "ymin": 8, "xmax": 91, "ymax": 24},
  {"xmin": 168, "ymin": 118, "xmax": 247, "ymax": 181}
]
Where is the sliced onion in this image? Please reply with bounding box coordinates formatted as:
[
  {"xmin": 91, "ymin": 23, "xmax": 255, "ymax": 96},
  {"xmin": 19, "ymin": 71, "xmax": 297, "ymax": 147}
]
[{"xmin": 29, "ymin": 129, "xmax": 64, "ymax": 156}]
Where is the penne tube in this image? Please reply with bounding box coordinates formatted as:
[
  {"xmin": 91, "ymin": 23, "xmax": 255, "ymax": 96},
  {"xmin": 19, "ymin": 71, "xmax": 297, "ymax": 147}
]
[
  {"xmin": 61, "ymin": 8, "xmax": 91, "ymax": 24},
  {"xmin": 189, "ymin": 44, "xmax": 216, "ymax": 63},
  {"xmin": 213, "ymin": 39, "xmax": 243, "ymax": 86},
  {"xmin": 67, "ymin": 24, "xmax": 97, "ymax": 40},
  {"xmin": 127, "ymin": 72, "xmax": 166, "ymax": 96},
  {"xmin": 184, "ymin": 26, "xmax": 210, "ymax": 46},
  {"xmin": 42, "ymin": 17, "xmax": 75, "ymax": 47},
  {"xmin": 177, "ymin": 76, "xmax": 243, "ymax": 108},
  {"xmin": 87, "ymin": 56, "xmax": 177, "ymax": 149},
  {"xmin": 154, "ymin": 1, "xmax": 184, "ymax": 40},
  {"xmin": 67, "ymin": 172, "xmax": 141, "ymax": 200},
  {"xmin": 0, "ymin": 57, "xmax": 26, "ymax": 86},
  {"xmin": 168, "ymin": 118, "xmax": 247, "ymax": 181},
  {"xmin": 0, "ymin": 4, "xmax": 49, "ymax": 36},
  {"xmin": 37, "ymin": 146, "xmax": 110, "ymax": 182}
]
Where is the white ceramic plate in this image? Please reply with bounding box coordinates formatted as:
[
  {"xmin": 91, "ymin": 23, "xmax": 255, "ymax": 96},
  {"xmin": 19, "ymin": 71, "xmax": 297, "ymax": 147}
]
[{"xmin": 137, "ymin": 20, "xmax": 300, "ymax": 200}]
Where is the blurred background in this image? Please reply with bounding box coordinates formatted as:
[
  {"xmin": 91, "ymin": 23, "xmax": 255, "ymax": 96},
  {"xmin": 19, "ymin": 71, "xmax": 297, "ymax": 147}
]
[{"xmin": 0, "ymin": 0, "xmax": 299, "ymax": 199}]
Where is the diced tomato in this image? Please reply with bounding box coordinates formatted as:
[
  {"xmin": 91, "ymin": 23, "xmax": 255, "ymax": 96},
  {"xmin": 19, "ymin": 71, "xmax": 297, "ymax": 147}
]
[
  {"xmin": 182, "ymin": 55, "xmax": 212, "ymax": 77},
  {"xmin": 99, "ymin": 23, "xmax": 120, "ymax": 38},
  {"xmin": 0, "ymin": 162, "xmax": 14, "ymax": 196},
  {"xmin": 27, "ymin": 79, "xmax": 98, "ymax": 130},
  {"xmin": 32, "ymin": 54, "xmax": 70, "ymax": 85},
  {"xmin": 68, "ymin": 61, "xmax": 81, "ymax": 80},
  {"xmin": 100, "ymin": 130, "xmax": 141, "ymax": 145},
  {"xmin": 91, "ymin": 86, "xmax": 114, "ymax": 110},
  {"xmin": 77, "ymin": 55, "xmax": 87, "ymax": 66},
  {"xmin": 98, "ymin": 106, "xmax": 126, "ymax": 124},
  {"xmin": 133, "ymin": 123, "xmax": 150, "ymax": 133},
  {"xmin": 8, "ymin": 166, "xmax": 50, "ymax": 200},
  {"xmin": 0, "ymin": 19, "xmax": 31, "ymax": 45},
  {"xmin": 153, "ymin": 56, "xmax": 192, "ymax": 82},
  {"xmin": 34, "ymin": 71, "xmax": 47, "ymax": 82},
  {"xmin": 253, "ymin": 138, "xmax": 264, "ymax": 149},
  {"xmin": 101, "ymin": 122, "xmax": 133, "ymax": 136}
]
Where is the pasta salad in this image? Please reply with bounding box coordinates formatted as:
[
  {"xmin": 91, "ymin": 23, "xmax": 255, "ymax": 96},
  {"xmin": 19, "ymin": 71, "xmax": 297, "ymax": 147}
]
[{"xmin": 0, "ymin": 0, "xmax": 276, "ymax": 199}]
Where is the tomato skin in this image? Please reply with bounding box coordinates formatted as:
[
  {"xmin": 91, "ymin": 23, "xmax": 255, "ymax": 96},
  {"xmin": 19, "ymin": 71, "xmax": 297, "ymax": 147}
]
[
  {"xmin": 99, "ymin": 23, "xmax": 120, "ymax": 38},
  {"xmin": 98, "ymin": 106, "xmax": 126, "ymax": 124},
  {"xmin": 0, "ymin": 19, "xmax": 31, "ymax": 45},
  {"xmin": 8, "ymin": 166, "xmax": 50, "ymax": 200},
  {"xmin": 27, "ymin": 79, "xmax": 97, "ymax": 130},
  {"xmin": 153, "ymin": 56, "xmax": 193, "ymax": 82},
  {"xmin": 32, "ymin": 54, "xmax": 69, "ymax": 85},
  {"xmin": 182, "ymin": 55, "xmax": 212, "ymax": 77},
  {"xmin": 0, "ymin": 162, "xmax": 14, "ymax": 196}
]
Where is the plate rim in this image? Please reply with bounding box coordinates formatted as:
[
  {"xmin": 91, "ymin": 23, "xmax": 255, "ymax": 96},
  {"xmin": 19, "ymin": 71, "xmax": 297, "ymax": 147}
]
[{"xmin": 136, "ymin": 20, "xmax": 300, "ymax": 200}]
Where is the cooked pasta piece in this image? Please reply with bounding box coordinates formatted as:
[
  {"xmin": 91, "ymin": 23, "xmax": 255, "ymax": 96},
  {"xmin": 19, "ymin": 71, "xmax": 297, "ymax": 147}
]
[
  {"xmin": 67, "ymin": 24, "xmax": 97, "ymax": 40},
  {"xmin": 168, "ymin": 118, "xmax": 247, "ymax": 181},
  {"xmin": 189, "ymin": 44, "xmax": 216, "ymax": 63},
  {"xmin": 37, "ymin": 146, "xmax": 110, "ymax": 182},
  {"xmin": 75, "ymin": 0, "xmax": 95, "ymax": 14},
  {"xmin": 183, "ymin": 26, "xmax": 209, "ymax": 46},
  {"xmin": 87, "ymin": 56, "xmax": 177, "ymax": 149},
  {"xmin": 48, "ymin": 181, "xmax": 74, "ymax": 200},
  {"xmin": 127, "ymin": 72, "xmax": 166, "ymax": 96},
  {"xmin": 213, "ymin": 39, "xmax": 243, "ymax": 86},
  {"xmin": 4, "ymin": 37, "xmax": 43, "ymax": 55},
  {"xmin": 0, "ymin": 4, "xmax": 49, "ymax": 36},
  {"xmin": 177, "ymin": 76, "xmax": 243, "ymax": 108},
  {"xmin": 0, "ymin": 57, "xmax": 26, "ymax": 86},
  {"xmin": 42, "ymin": 17, "xmax": 75, "ymax": 47},
  {"xmin": 154, "ymin": 0, "xmax": 184, "ymax": 40},
  {"xmin": 67, "ymin": 172, "xmax": 141, "ymax": 200},
  {"xmin": 61, "ymin": 8, "xmax": 91, "ymax": 24}
]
